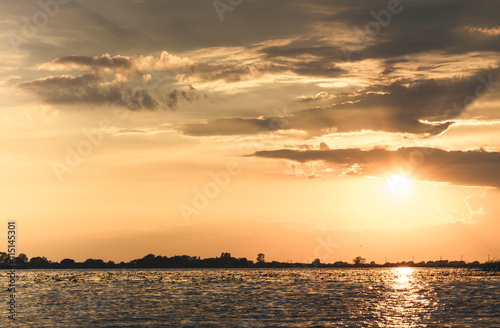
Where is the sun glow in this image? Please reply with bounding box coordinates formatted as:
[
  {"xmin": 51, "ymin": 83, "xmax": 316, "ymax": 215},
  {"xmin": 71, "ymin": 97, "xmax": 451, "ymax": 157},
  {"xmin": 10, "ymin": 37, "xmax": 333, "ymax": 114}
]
[
  {"xmin": 396, "ymin": 267, "xmax": 413, "ymax": 276},
  {"xmin": 386, "ymin": 175, "xmax": 411, "ymax": 194},
  {"xmin": 395, "ymin": 267, "xmax": 413, "ymax": 285}
]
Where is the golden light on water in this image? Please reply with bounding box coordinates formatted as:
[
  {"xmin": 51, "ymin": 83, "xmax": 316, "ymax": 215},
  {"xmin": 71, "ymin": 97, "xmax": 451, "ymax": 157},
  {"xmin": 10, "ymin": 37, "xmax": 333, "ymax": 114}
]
[
  {"xmin": 394, "ymin": 267, "xmax": 414, "ymax": 294},
  {"xmin": 394, "ymin": 267, "xmax": 413, "ymax": 290},
  {"xmin": 396, "ymin": 267, "xmax": 413, "ymax": 281},
  {"xmin": 373, "ymin": 267, "xmax": 435, "ymax": 326}
]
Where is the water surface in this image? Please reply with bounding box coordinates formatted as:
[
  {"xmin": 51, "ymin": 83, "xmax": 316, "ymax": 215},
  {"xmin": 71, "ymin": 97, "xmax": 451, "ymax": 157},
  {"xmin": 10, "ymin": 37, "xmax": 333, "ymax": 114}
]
[{"xmin": 2, "ymin": 268, "xmax": 499, "ymax": 327}]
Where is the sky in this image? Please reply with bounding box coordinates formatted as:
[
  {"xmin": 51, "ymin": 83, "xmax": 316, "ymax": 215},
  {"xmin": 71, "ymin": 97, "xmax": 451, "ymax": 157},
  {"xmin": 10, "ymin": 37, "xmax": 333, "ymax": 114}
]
[{"xmin": 1, "ymin": 0, "xmax": 499, "ymax": 264}]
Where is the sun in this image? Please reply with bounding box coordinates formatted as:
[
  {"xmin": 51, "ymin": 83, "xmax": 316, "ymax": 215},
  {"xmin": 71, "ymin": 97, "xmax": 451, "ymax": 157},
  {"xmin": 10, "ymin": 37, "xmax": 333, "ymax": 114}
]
[{"xmin": 386, "ymin": 175, "xmax": 411, "ymax": 194}]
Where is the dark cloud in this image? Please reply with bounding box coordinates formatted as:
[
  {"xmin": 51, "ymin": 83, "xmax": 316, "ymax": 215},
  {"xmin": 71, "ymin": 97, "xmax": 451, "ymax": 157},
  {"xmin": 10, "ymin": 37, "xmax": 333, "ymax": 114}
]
[
  {"xmin": 254, "ymin": 0, "xmax": 500, "ymax": 64},
  {"xmin": 53, "ymin": 54, "xmax": 133, "ymax": 71},
  {"xmin": 17, "ymin": 74, "xmax": 158, "ymax": 110},
  {"xmin": 165, "ymin": 86, "xmax": 200, "ymax": 110},
  {"xmin": 182, "ymin": 69, "xmax": 500, "ymax": 137},
  {"xmin": 2, "ymin": 0, "xmax": 323, "ymax": 60},
  {"xmin": 252, "ymin": 147, "xmax": 500, "ymax": 188},
  {"xmin": 5, "ymin": 0, "xmax": 500, "ymax": 65},
  {"xmin": 319, "ymin": 142, "xmax": 330, "ymax": 150},
  {"xmin": 7, "ymin": 0, "xmax": 500, "ymax": 124},
  {"xmin": 18, "ymin": 72, "xmax": 203, "ymax": 111},
  {"xmin": 181, "ymin": 105, "xmax": 449, "ymax": 137}
]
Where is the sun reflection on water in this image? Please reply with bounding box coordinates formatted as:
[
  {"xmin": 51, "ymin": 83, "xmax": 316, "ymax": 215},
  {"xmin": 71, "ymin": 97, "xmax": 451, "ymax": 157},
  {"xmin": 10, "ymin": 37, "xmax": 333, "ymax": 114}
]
[
  {"xmin": 374, "ymin": 267, "xmax": 434, "ymax": 327},
  {"xmin": 395, "ymin": 267, "xmax": 413, "ymax": 286}
]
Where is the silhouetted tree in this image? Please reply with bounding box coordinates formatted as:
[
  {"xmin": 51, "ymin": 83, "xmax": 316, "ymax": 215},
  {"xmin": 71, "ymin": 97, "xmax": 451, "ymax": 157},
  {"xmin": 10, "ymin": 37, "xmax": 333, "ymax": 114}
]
[
  {"xmin": 2, "ymin": 251, "xmax": 491, "ymax": 270},
  {"xmin": 143, "ymin": 254, "xmax": 156, "ymax": 261},
  {"xmin": 0, "ymin": 252, "xmax": 8, "ymax": 264},
  {"xmin": 83, "ymin": 259, "xmax": 105, "ymax": 268},
  {"xmin": 16, "ymin": 253, "xmax": 29, "ymax": 265},
  {"xmin": 60, "ymin": 259, "xmax": 76, "ymax": 267},
  {"xmin": 29, "ymin": 256, "xmax": 50, "ymax": 268},
  {"xmin": 353, "ymin": 256, "xmax": 366, "ymax": 265},
  {"xmin": 138, "ymin": 254, "xmax": 157, "ymax": 267}
]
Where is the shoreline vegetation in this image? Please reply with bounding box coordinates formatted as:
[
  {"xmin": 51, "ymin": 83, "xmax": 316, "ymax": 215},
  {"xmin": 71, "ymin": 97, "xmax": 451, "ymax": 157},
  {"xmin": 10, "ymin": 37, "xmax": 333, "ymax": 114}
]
[{"xmin": 1, "ymin": 252, "xmax": 499, "ymax": 271}]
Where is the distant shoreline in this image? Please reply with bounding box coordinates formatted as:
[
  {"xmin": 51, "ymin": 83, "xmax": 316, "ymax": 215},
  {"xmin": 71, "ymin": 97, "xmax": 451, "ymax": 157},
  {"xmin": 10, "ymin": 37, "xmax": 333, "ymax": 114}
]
[{"xmin": 1, "ymin": 253, "xmax": 499, "ymax": 271}]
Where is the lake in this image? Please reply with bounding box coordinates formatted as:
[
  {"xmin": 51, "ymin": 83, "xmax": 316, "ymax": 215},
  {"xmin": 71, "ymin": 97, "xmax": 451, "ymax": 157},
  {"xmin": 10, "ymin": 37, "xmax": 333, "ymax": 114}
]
[{"xmin": 2, "ymin": 268, "xmax": 499, "ymax": 327}]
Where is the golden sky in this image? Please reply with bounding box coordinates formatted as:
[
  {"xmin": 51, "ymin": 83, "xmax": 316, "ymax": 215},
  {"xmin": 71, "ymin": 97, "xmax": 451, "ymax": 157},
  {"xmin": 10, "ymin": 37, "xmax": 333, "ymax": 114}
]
[{"xmin": 1, "ymin": 0, "xmax": 499, "ymax": 263}]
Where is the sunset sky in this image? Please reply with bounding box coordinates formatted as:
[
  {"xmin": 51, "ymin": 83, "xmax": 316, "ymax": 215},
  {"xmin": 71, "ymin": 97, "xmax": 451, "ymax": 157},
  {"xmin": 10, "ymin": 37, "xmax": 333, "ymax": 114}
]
[{"xmin": 1, "ymin": 0, "xmax": 499, "ymax": 264}]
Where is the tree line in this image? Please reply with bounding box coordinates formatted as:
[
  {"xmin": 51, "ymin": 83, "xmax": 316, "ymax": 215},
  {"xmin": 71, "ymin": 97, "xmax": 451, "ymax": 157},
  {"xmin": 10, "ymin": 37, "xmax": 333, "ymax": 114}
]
[{"xmin": 0, "ymin": 252, "xmax": 498, "ymax": 270}]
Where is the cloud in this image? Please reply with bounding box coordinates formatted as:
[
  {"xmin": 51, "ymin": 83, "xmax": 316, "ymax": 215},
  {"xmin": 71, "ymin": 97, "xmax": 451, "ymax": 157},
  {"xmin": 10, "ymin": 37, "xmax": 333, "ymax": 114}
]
[
  {"xmin": 182, "ymin": 118, "xmax": 272, "ymax": 136},
  {"xmin": 39, "ymin": 52, "xmax": 194, "ymax": 74},
  {"xmin": 18, "ymin": 50, "xmax": 207, "ymax": 110},
  {"xmin": 50, "ymin": 54, "xmax": 133, "ymax": 71},
  {"xmin": 18, "ymin": 73, "xmax": 201, "ymax": 111},
  {"xmin": 7, "ymin": 1, "xmax": 500, "ymax": 122},
  {"xmin": 181, "ymin": 106, "xmax": 450, "ymax": 137},
  {"xmin": 295, "ymin": 92, "xmax": 332, "ymax": 102},
  {"xmin": 326, "ymin": 0, "xmax": 500, "ymax": 59},
  {"xmin": 17, "ymin": 73, "xmax": 158, "ymax": 110},
  {"xmin": 190, "ymin": 63, "xmax": 253, "ymax": 83},
  {"xmin": 164, "ymin": 86, "xmax": 200, "ymax": 109},
  {"xmin": 18, "ymin": 74, "xmax": 99, "ymax": 89},
  {"xmin": 319, "ymin": 142, "xmax": 330, "ymax": 150},
  {"xmin": 35, "ymin": 51, "xmax": 262, "ymax": 87},
  {"xmin": 466, "ymin": 26, "xmax": 500, "ymax": 36},
  {"xmin": 6, "ymin": 0, "xmax": 500, "ymax": 68},
  {"xmin": 252, "ymin": 147, "xmax": 500, "ymax": 188},
  {"xmin": 182, "ymin": 69, "xmax": 500, "ymax": 137},
  {"xmin": 247, "ymin": 0, "xmax": 500, "ymax": 66}
]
